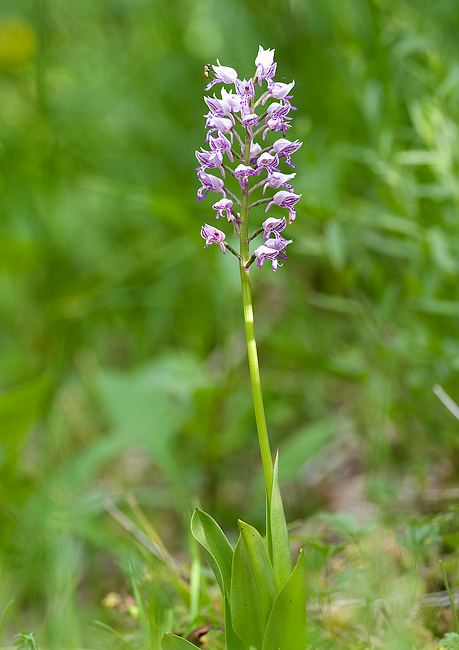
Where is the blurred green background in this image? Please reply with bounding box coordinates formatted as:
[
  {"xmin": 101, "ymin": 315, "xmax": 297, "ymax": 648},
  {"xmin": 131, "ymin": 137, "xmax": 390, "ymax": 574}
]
[{"xmin": 1, "ymin": 0, "xmax": 459, "ymax": 647}]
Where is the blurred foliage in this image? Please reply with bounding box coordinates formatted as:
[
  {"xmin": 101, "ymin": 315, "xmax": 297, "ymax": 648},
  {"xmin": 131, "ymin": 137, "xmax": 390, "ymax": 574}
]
[{"xmin": 1, "ymin": 0, "xmax": 459, "ymax": 647}]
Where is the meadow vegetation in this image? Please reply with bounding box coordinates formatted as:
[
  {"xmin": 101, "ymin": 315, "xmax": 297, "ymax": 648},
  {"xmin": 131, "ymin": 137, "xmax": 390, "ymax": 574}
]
[{"xmin": 1, "ymin": 0, "xmax": 459, "ymax": 648}]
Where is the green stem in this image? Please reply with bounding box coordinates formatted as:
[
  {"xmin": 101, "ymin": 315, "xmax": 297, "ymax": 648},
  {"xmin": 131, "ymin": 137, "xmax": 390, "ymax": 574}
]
[
  {"xmin": 238, "ymin": 129, "xmax": 274, "ymax": 503},
  {"xmin": 239, "ymin": 264, "xmax": 274, "ymax": 503},
  {"xmin": 439, "ymin": 558, "xmax": 459, "ymax": 633}
]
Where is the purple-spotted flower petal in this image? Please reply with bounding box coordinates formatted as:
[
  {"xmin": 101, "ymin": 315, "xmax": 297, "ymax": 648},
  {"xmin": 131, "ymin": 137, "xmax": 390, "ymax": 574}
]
[
  {"xmin": 265, "ymin": 189, "xmax": 302, "ymax": 222},
  {"xmin": 267, "ymin": 101, "xmax": 293, "ymax": 119},
  {"xmin": 241, "ymin": 112, "xmax": 260, "ymax": 129},
  {"xmin": 265, "ymin": 80, "xmax": 295, "ymax": 102},
  {"xmin": 196, "ymin": 147, "xmax": 225, "ymax": 177},
  {"xmin": 212, "ymin": 198, "xmax": 234, "ymax": 222},
  {"xmin": 197, "ymin": 170, "xmax": 226, "ymax": 202},
  {"xmin": 221, "ymin": 87, "xmax": 242, "ymax": 112},
  {"xmin": 235, "ymin": 78, "xmax": 256, "ymax": 99},
  {"xmin": 205, "ymin": 60, "xmax": 239, "ymax": 90},
  {"xmin": 208, "ymin": 133, "xmax": 234, "ymax": 163},
  {"xmin": 271, "ymin": 138, "xmax": 302, "ymax": 167},
  {"xmin": 201, "ymin": 224, "xmax": 226, "ymax": 253},
  {"xmin": 253, "ymin": 244, "xmax": 281, "ymax": 270},
  {"xmin": 204, "ymin": 94, "xmax": 234, "ymax": 117},
  {"xmin": 253, "ymin": 237, "xmax": 292, "ymax": 271},
  {"xmin": 262, "ymin": 171, "xmax": 296, "ymax": 194},
  {"xmin": 249, "ymin": 142, "xmax": 262, "ymax": 164},
  {"xmin": 256, "ymin": 152, "xmax": 279, "ymax": 175},
  {"xmin": 262, "ymin": 217, "xmax": 287, "ymax": 241},
  {"xmin": 262, "ymin": 101, "xmax": 293, "ymax": 137},
  {"xmin": 265, "ymin": 115, "xmax": 290, "ymax": 136},
  {"xmin": 233, "ymin": 164, "xmax": 257, "ymax": 189},
  {"xmin": 237, "ymin": 78, "xmax": 256, "ymax": 116},
  {"xmin": 255, "ymin": 46, "xmax": 277, "ymax": 85},
  {"xmin": 205, "ymin": 115, "xmax": 234, "ymax": 136}
]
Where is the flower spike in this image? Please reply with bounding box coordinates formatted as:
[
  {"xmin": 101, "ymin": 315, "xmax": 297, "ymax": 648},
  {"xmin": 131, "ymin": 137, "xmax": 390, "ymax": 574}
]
[{"xmin": 197, "ymin": 46, "xmax": 302, "ymax": 270}]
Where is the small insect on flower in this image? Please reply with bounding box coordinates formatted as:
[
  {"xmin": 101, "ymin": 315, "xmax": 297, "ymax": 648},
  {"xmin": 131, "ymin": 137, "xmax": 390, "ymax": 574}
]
[{"xmin": 202, "ymin": 63, "xmax": 212, "ymax": 80}]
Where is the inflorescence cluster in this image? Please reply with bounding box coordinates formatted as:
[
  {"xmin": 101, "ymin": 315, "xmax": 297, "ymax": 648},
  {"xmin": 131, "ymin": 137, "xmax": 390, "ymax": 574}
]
[{"xmin": 196, "ymin": 46, "xmax": 302, "ymax": 271}]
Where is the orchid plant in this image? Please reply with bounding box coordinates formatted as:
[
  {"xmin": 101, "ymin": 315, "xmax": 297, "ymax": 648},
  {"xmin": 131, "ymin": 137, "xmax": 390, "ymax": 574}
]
[{"xmin": 162, "ymin": 47, "xmax": 305, "ymax": 650}]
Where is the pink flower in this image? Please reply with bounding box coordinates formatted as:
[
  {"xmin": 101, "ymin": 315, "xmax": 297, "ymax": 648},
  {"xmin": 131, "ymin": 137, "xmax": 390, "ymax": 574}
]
[
  {"xmin": 265, "ymin": 190, "xmax": 302, "ymax": 222},
  {"xmin": 201, "ymin": 224, "xmax": 226, "ymax": 253}
]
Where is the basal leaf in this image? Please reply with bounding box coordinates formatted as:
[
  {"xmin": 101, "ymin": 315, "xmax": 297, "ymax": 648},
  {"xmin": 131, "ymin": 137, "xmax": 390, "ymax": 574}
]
[
  {"xmin": 262, "ymin": 549, "xmax": 306, "ymax": 650},
  {"xmin": 161, "ymin": 633, "xmax": 199, "ymax": 650},
  {"xmin": 268, "ymin": 450, "xmax": 291, "ymax": 589},
  {"xmin": 224, "ymin": 595, "xmax": 247, "ymax": 650},
  {"xmin": 230, "ymin": 520, "xmax": 277, "ymax": 650},
  {"xmin": 191, "ymin": 509, "xmax": 233, "ymax": 598}
]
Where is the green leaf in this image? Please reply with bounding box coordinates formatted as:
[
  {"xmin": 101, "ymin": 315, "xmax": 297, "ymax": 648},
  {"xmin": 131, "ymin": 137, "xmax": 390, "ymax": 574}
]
[
  {"xmin": 148, "ymin": 586, "xmax": 174, "ymax": 650},
  {"xmin": 278, "ymin": 418, "xmax": 335, "ymax": 482},
  {"xmin": 190, "ymin": 511, "xmax": 245, "ymax": 649},
  {"xmin": 262, "ymin": 549, "xmax": 306, "ymax": 650},
  {"xmin": 324, "ymin": 219, "xmax": 346, "ymax": 271},
  {"xmin": 224, "ymin": 596, "xmax": 247, "ymax": 650},
  {"xmin": 0, "ymin": 236, "xmax": 41, "ymax": 274},
  {"xmin": 438, "ymin": 631, "xmax": 459, "ymax": 649},
  {"xmin": 0, "ymin": 599, "xmax": 14, "ymax": 646},
  {"xmin": 443, "ymin": 533, "xmax": 459, "ymax": 550},
  {"xmin": 14, "ymin": 631, "xmax": 39, "ymax": 650},
  {"xmin": 0, "ymin": 375, "xmax": 53, "ymax": 447},
  {"xmin": 94, "ymin": 356, "xmax": 201, "ymax": 504},
  {"xmin": 307, "ymin": 540, "xmax": 345, "ymax": 560},
  {"xmin": 161, "ymin": 633, "xmax": 198, "ymax": 650},
  {"xmin": 191, "ymin": 509, "xmax": 233, "ymax": 598},
  {"xmin": 268, "ymin": 450, "xmax": 291, "ymax": 590},
  {"xmin": 230, "ymin": 520, "xmax": 278, "ymax": 650},
  {"xmin": 410, "ymin": 298, "xmax": 459, "ymax": 316}
]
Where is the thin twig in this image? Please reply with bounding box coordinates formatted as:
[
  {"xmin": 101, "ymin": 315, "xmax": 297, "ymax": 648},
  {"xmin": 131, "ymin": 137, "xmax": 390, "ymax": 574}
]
[
  {"xmin": 433, "ymin": 384, "xmax": 459, "ymax": 421},
  {"xmin": 102, "ymin": 496, "xmax": 187, "ymax": 580}
]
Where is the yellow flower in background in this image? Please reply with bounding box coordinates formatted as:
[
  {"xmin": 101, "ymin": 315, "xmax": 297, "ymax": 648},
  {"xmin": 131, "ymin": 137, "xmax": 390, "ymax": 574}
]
[{"xmin": 0, "ymin": 18, "xmax": 36, "ymax": 72}]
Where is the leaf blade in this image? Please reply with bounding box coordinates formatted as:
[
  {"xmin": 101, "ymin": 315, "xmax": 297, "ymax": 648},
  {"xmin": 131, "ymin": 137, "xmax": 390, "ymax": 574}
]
[
  {"xmin": 161, "ymin": 634, "xmax": 199, "ymax": 650},
  {"xmin": 262, "ymin": 549, "xmax": 306, "ymax": 650},
  {"xmin": 230, "ymin": 520, "xmax": 277, "ymax": 650},
  {"xmin": 191, "ymin": 509, "xmax": 233, "ymax": 599},
  {"xmin": 268, "ymin": 450, "xmax": 291, "ymax": 589}
]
